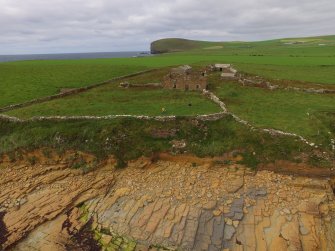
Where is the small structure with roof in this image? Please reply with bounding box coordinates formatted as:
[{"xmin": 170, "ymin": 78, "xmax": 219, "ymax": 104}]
[
  {"xmin": 162, "ymin": 65, "xmax": 208, "ymax": 91},
  {"xmin": 214, "ymin": 64, "xmax": 231, "ymax": 71},
  {"xmin": 213, "ymin": 63, "xmax": 237, "ymax": 78}
]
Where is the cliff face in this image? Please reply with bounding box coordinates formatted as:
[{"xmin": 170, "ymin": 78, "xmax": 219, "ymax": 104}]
[
  {"xmin": 150, "ymin": 40, "xmax": 165, "ymax": 54},
  {"xmin": 1, "ymin": 153, "xmax": 335, "ymax": 250},
  {"xmin": 150, "ymin": 38, "xmax": 202, "ymax": 54}
]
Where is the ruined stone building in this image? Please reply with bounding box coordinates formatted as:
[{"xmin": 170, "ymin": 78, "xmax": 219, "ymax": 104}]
[{"xmin": 162, "ymin": 65, "xmax": 208, "ymax": 91}]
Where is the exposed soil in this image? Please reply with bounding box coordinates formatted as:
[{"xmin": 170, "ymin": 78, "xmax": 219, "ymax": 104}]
[
  {"xmin": 259, "ymin": 160, "xmax": 335, "ymax": 178},
  {"xmin": 1, "ymin": 149, "xmax": 333, "ymax": 179}
]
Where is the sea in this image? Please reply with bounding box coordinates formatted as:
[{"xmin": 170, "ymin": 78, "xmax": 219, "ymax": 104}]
[{"xmin": 0, "ymin": 51, "xmax": 151, "ymax": 63}]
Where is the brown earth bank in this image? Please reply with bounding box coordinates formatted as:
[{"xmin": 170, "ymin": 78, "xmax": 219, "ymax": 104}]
[{"xmin": 0, "ymin": 152, "xmax": 335, "ymax": 251}]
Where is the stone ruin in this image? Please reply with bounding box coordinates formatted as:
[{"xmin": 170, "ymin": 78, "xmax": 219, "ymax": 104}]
[
  {"xmin": 119, "ymin": 82, "xmax": 162, "ymax": 88},
  {"xmin": 118, "ymin": 64, "xmax": 237, "ymax": 92},
  {"xmin": 162, "ymin": 65, "xmax": 208, "ymax": 91}
]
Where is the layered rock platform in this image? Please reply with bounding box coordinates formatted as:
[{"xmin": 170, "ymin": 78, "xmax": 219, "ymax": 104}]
[{"xmin": 0, "ymin": 155, "xmax": 334, "ymax": 250}]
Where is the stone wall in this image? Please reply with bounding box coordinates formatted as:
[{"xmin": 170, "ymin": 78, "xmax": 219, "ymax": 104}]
[
  {"xmin": 0, "ymin": 114, "xmax": 22, "ymax": 123},
  {"xmin": 163, "ymin": 72, "xmax": 207, "ymax": 91},
  {"xmin": 0, "ymin": 65, "xmax": 327, "ymax": 149},
  {"xmin": 0, "ymin": 113, "xmax": 227, "ymax": 123},
  {"xmin": 237, "ymin": 74, "xmax": 335, "ymax": 94},
  {"xmin": 119, "ymin": 82, "xmax": 162, "ymax": 88},
  {"xmin": 0, "ymin": 87, "xmax": 318, "ymax": 149},
  {"xmin": 202, "ymin": 90, "xmax": 319, "ymax": 148}
]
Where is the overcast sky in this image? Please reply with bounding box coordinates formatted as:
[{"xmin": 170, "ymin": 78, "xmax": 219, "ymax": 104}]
[{"xmin": 0, "ymin": 0, "xmax": 334, "ymax": 54}]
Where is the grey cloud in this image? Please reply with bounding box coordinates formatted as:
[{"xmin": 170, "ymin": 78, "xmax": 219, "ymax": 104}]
[{"xmin": 0, "ymin": 0, "xmax": 334, "ymax": 54}]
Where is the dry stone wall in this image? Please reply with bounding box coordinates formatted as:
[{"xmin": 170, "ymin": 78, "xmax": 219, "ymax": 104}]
[
  {"xmin": 237, "ymin": 73, "xmax": 335, "ymax": 94},
  {"xmin": 0, "ymin": 66, "xmax": 329, "ymax": 149},
  {"xmin": 203, "ymin": 90, "xmax": 319, "ymax": 148},
  {"xmin": 0, "ymin": 113, "xmax": 227, "ymax": 123},
  {"xmin": 0, "ymin": 88, "xmax": 318, "ymax": 149}
]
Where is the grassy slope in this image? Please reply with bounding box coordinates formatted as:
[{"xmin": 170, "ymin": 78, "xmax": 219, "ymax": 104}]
[
  {"xmin": 156, "ymin": 35, "xmax": 335, "ymax": 55},
  {"xmin": 150, "ymin": 38, "xmax": 223, "ymax": 53},
  {"xmin": 1, "ymin": 116, "xmax": 325, "ymax": 168}
]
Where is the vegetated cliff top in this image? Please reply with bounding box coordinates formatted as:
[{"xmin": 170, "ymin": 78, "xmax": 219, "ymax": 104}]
[
  {"xmin": 150, "ymin": 38, "xmax": 224, "ymax": 54},
  {"xmin": 150, "ymin": 35, "xmax": 335, "ymax": 54}
]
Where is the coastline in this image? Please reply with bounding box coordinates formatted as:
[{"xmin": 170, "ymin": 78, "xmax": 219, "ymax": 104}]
[{"xmin": 0, "ymin": 51, "xmax": 151, "ymax": 63}]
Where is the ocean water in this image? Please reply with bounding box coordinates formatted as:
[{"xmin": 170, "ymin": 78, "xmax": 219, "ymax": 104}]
[{"xmin": 0, "ymin": 51, "xmax": 151, "ymax": 63}]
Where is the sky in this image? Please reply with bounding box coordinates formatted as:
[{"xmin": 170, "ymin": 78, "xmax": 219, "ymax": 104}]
[{"xmin": 0, "ymin": 0, "xmax": 334, "ymax": 54}]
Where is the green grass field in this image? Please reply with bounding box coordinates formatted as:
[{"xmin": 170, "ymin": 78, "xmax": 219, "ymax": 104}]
[
  {"xmin": 5, "ymin": 69, "xmax": 221, "ymax": 118},
  {"xmin": 1, "ymin": 36, "xmax": 335, "ymax": 138},
  {"xmin": 1, "ymin": 35, "xmax": 335, "ymax": 108},
  {"xmin": 1, "ymin": 35, "xmax": 334, "ymax": 167},
  {"xmin": 0, "ymin": 62, "xmax": 148, "ymax": 108},
  {"xmin": 5, "ymin": 88, "xmax": 221, "ymax": 118},
  {"xmin": 1, "ymin": 55, "xmax": 334, "ymax": 109},
  {"xmin": 212, "ymin": 81, "xmax": 334, "ymax": 145},
  {"xmin": 235, "ymin": 64, "xmax": 335, "ymax": 85}
]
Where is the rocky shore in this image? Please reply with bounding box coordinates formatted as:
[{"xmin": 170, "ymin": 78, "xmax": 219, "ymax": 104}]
[{"xmin": 0, "ymin": 155, "xmax": 334, "ymax": 250}]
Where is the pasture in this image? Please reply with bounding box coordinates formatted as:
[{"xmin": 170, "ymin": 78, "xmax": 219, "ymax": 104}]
[
  {"xmin": 1, "ymin": 35, "xmax": 335, "ymax": 108},
  {"xmin": 1, "ymin": 35, "xmax": 334, "ymax": 167}
]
